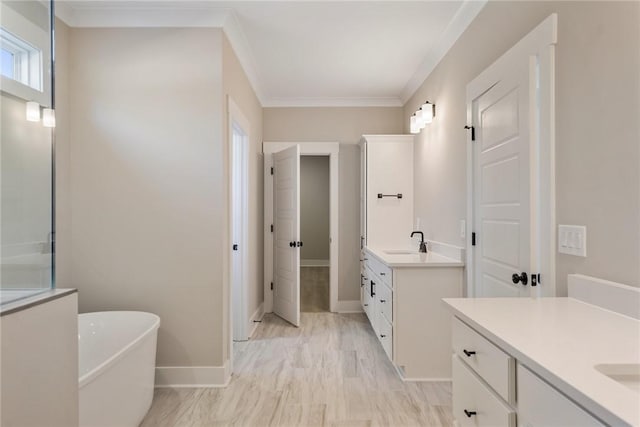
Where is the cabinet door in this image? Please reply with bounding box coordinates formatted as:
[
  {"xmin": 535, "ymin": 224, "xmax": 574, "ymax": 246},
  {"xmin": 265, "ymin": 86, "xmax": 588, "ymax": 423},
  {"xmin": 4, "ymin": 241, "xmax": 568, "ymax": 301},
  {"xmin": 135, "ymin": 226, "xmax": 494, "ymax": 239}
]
[
  {"xmin": 517, "ymin": 364, "xmax": 604, "ymax": 427},
  {"xmin": 453, "ymin": 355, "xmax": 516, "ymax": 427}
]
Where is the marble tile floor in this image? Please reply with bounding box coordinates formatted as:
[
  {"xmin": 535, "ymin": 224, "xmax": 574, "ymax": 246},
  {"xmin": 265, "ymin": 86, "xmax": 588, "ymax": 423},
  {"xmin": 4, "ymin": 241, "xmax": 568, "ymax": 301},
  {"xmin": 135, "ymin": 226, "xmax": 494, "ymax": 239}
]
[{"xmin": 140, "ymin": 312, "xmax": 453, "ymax": 427}]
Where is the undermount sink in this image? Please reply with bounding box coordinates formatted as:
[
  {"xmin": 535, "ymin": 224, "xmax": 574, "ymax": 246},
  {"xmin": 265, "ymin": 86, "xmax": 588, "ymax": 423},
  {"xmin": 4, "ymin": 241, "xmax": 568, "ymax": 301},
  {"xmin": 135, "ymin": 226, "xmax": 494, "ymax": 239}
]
[
  {"xmin": 595, "ymin": 364, "xmax": 640, "ymax": 393},
  {"xmin": 383, "ymin": 249, "xmax": 416, "ymax": 255}
]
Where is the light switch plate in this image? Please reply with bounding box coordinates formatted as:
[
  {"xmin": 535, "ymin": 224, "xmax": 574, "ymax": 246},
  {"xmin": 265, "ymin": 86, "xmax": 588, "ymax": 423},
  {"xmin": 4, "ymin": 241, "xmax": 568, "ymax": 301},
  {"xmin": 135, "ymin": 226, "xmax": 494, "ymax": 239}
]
[{"xmin": 558, "ymin": 225, "xmax": 587, "ymax": 257}]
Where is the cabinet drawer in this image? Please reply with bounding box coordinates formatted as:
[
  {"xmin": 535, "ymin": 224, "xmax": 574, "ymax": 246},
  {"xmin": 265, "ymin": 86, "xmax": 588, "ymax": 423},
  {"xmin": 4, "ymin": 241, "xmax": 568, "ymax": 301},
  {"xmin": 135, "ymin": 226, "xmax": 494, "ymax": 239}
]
[
  {"xmin": 453, "ymin": 355, "xmax": 516, "ymax": 427},
  {"xmin": 377, "ymin": 281, "xmax": 392, "ymax": 324},
  {"xmin": 517, "ymin": 364, "xmax": 604, "ymax": 427},
  {"xmin": 365, "ymin": 252, "xmax": 393, "ymax": 288},
  {"xmin": 378, "ymin": 313, "xmax": 393, "ymax": 361},
  {"xmin": 453, "ymin": 317, "xmax": 515, "ymax": 404}
]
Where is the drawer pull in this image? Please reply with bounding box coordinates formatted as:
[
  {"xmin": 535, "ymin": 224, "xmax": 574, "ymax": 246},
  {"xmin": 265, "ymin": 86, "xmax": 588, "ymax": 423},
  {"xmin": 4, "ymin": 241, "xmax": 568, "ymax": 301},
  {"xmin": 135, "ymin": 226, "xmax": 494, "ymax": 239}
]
[
  {"xmin": 364, "ymin": 258, "xmax": 369, "ymax": 261},
  {"xmin": 463, "ymin": 349, "xmax": 476, "ymax": 357},
  {"xmin": 380, "ymin": 299, "xmax": 386, "ymax": 303},
  {"xmin": 380, "ymin": 334, "xmax": 387, "ymax": 338},
  {"xmin": 464, "ymin": 410, "xmax": 477, "ymax": 418},
  {"xmin": 380, "ymin": 272, "xmax": 386, "ymax": 276},
  {"xmin": 364, "ymin": 304, "xmax": 369, "ymax": 306}
]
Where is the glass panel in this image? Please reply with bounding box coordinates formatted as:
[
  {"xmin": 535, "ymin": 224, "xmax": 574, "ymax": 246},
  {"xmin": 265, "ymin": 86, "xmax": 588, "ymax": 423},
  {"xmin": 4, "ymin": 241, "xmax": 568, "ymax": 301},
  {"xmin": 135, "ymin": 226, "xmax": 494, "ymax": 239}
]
[
  {"xmin": 0, "ymin": 0, "xmax": 53, "ymax": 305},
  {"xmin": 1, "ymin": 47, "xmax": 15, "ymax": 79}
]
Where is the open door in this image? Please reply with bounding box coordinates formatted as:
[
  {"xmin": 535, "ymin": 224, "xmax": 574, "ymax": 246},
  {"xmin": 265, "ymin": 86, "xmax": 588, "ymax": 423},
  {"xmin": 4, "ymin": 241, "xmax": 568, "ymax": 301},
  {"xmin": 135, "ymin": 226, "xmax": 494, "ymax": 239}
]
[{"xmin": 273, "ymin": 145, "xmax": 301, "ymax": 326}]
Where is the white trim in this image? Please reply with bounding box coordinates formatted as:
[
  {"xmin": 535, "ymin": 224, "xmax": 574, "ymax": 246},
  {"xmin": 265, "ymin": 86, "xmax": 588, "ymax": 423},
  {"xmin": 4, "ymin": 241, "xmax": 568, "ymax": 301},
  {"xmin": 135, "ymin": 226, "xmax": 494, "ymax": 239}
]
[
  {"xmin": 155, "ymin": 363, "xmax": 231, "ymax": 388},
  {"xmin": 247, "ymin": 302, "xmax": 265, "ymax": 338},
  {"xmin": 465, "ymin": 14, "xmax": 557, "ymax": 298},
  {"xmin": 263, "ymin": 97, "xmax": 403, "ymax": 108},
  {"xmin": 301, "ymin": 259, "xmax": 330, "ymax": 267},
  {"xmin": 228, "ymin": 96, "xmax": 250, "ymax": 381},
  {"xmin": 264, "ymin": 142, "xmax": 340, "ymax": 314},
  {"xmin": 335, "ymin": 300, "xmax": 363, "ymax": 314},
  {"xmin": 54, "ymin": 3, "xmax": 484, "ymax": 109},
  {"xmin": 400, "ymin": 0, "xmax": 487, "ymax": 104}
]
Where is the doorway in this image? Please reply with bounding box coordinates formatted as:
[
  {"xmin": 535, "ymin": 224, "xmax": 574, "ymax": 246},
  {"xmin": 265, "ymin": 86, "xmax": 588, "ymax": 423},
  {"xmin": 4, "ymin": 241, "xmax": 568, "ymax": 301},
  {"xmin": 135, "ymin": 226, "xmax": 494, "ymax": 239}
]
[
  {"xmin": 300, "ymin": 155, "xmax": 330, "ymax": 312},
  {"xmin": 229, "ymin": 98, "xmax": 250, "ymax": 342},
  {"xmin": 263, "ymin": 142, "xmax": 339, "ymax": 325}
]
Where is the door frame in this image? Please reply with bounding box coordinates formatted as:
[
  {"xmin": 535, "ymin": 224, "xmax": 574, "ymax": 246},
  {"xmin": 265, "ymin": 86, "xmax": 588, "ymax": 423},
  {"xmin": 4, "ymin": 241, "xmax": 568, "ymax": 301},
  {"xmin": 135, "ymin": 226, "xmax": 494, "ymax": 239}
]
[
  {"xmin": 465, "ymin": 14, "xmax": 557, "ymax": 298},
  {"xmin": 228, "ymin": 97, "xmax": 250, "ymax": 344},
  {"xmin": 263, "ymin": 142, "xmax": 339, "ymax": 313}
]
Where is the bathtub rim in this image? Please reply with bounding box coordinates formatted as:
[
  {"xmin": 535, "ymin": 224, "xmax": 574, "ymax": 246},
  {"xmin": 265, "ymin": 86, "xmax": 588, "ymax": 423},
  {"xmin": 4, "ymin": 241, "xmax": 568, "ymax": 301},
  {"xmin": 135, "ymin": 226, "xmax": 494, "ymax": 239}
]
[{"xmin": 79, "ymin": 311, "xmax": 160, "ymax": 388}]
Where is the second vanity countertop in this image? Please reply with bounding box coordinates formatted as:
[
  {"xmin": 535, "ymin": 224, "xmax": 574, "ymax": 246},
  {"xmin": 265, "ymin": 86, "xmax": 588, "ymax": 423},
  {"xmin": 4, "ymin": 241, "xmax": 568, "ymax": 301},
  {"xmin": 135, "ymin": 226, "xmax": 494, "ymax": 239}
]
[
  {"xmin": 366, "ymin": 246, "xmax": 464, "ymax": 268},
  {"xmin": 443, "ymin": 297, "xmax": 640, "ymax": 427}
]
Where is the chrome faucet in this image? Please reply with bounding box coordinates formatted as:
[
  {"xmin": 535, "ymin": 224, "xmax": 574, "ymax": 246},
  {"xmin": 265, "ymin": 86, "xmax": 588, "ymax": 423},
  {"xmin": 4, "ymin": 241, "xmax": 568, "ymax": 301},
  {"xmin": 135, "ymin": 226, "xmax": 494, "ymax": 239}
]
[{"xmin": 410, "ymin": 231, "xmax": 427, "ymax": 253}]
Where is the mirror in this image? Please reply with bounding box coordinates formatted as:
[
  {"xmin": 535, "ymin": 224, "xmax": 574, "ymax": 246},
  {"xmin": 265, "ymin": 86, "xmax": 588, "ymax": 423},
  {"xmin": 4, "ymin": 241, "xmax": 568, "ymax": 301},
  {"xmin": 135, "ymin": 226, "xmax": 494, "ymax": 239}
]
[{"xmin": 0, "ymin": 0, "xmax": 54, "ymax": 303}]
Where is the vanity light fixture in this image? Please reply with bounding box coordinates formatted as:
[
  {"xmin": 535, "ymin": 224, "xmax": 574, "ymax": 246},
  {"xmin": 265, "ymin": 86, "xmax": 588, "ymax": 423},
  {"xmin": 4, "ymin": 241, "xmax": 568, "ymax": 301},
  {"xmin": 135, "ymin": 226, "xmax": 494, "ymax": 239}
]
[
  {"xmin": 26, "ymin": 101, "xmax": 40, "ymax": 122},
  {"xmin": 409, "ymin": 101, "xmax": 436, "ymax": 134},
  {"xmin": 42, "ymin": 108, "xmax": 56, "ymax": 128}
]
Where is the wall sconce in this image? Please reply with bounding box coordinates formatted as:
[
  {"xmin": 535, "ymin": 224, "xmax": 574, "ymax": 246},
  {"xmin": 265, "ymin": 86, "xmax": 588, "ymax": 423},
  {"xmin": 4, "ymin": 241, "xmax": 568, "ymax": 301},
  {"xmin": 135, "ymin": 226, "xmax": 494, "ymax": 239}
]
[
  {"xmin": 25, "ymin": 101, "xmax": 56, "ymax": 127},
  {"xmin": 409, "ymin": 101, "xmax": 436, "ymax": 134},
  {"xmin": 42, "ymin": 108, "xmax": 56, "ymax": 128},
  {"xmin": 26, "ymin": 101, "xmax": 40, "ymax": 122}
]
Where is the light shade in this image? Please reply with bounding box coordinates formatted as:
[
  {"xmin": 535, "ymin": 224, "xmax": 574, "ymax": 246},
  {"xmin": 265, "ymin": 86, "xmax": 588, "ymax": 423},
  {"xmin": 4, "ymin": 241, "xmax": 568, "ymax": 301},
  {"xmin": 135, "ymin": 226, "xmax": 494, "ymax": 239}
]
[
  {"xmin": 26, "ymin": 101, "xmax": 40, "ymax": 122},
  {"xmin": 409, "ymin": 115, "xmax": 420, "ymax": 134},
  {"xmin": 417, "ymin": 102, "xmax": 434, "ymax": 125},
  {"xmin": 42, "ymin": 108, "xmax": 56, "ymax": 128}
]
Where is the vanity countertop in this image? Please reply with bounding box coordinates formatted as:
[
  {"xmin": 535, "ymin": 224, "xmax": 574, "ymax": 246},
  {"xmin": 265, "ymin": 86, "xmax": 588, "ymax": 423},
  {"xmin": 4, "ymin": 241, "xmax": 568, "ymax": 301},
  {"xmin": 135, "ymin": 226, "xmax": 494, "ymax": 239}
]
[
  {"xmin": 443, "ymin": 297, "xmax": 640, "ymax": 427},
  {"xmin": 366, "ymin": 246, "xmax": 464, "ymax": 268}
]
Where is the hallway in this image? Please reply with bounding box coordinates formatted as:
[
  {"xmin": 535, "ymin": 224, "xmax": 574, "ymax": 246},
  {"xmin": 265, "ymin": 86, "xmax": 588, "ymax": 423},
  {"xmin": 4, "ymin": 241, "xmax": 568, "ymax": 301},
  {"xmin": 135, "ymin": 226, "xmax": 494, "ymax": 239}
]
[{"xmin": 141, "ymin": 313, "xmax": 453, "ymax": 426}]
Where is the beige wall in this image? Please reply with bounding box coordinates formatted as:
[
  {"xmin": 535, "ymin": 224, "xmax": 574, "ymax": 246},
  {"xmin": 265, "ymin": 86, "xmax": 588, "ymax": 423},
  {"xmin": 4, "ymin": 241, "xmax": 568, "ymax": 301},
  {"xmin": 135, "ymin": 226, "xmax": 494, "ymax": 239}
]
[
  {"xmin": 57, "ymin": 27, "xmax": 228, "ymax": 367},
  {"xmin": 222, "ymin": 34, "xmax": 264, "ymax": 352},
  {"xmin": 405, "ymin": 1, "xmax": 640, "ymax": 294},
  {"xmin": 263, "ymin": 107, "xmax": 403, "ymax": 300},
  {"xmin": 300, "ymin": 156, "xmax": 330, "ymax": 261}
]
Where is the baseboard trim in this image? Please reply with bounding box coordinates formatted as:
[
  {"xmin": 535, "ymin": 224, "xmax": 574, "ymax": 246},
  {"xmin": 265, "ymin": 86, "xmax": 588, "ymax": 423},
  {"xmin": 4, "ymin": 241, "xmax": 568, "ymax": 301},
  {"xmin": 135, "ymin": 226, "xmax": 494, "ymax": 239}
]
[
  {"xmin": 248, "ymin": 302, "xmax": 265, "ymax": 338},
  {"xmin": 335, "ymin": 300, "xmax": 363, "ymax": 313},
  {"xmin": 301, "ymin": 259, "xmax": 330, "ymax": 267},
  {"xmin": 155, "ymin": 363, "xmax": 231, "ymax": 388}
]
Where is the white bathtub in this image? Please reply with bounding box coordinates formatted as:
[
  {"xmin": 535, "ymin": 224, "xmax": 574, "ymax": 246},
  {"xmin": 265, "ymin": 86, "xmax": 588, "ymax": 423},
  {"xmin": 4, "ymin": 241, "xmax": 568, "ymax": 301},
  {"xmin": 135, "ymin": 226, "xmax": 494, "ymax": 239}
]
[{"xmin": 79, "ymin": 311, "xmax": 160, "ymax": 427}]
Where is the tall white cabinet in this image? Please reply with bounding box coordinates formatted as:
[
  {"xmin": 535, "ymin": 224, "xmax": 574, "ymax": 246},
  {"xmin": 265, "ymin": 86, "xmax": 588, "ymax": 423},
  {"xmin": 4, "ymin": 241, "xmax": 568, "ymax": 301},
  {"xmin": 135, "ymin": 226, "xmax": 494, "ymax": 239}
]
[{"xmin": 360, "ymin": 135, "xmax": 414, "ymax": 250}]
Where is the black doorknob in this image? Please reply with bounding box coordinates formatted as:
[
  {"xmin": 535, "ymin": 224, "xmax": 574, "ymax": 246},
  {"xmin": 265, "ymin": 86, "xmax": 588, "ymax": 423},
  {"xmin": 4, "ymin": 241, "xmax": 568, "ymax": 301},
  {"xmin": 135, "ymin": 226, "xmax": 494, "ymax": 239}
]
[
  {"xmin": 289, "ymin": 241, "xmax": 295, "ymax": 247},
  {"xmin": 512, "ymin": 272, "xmax": 528, "ymax": 285}
]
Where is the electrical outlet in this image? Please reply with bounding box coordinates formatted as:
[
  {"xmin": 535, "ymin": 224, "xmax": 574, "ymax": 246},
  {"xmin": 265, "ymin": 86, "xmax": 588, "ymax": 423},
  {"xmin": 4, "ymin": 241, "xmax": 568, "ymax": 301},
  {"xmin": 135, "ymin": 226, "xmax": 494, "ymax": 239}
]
[{"xmin": 558, "ymin": 225, "xmax": 587, "ymax": 257}]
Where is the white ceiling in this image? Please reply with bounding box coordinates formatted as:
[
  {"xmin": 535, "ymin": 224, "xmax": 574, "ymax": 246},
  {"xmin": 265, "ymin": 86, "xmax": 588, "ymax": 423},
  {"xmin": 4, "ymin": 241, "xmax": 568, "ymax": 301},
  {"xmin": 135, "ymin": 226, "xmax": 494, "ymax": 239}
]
[{"xmin": 55, "ymin": 1, "xmax": 486, "ymax": 107}]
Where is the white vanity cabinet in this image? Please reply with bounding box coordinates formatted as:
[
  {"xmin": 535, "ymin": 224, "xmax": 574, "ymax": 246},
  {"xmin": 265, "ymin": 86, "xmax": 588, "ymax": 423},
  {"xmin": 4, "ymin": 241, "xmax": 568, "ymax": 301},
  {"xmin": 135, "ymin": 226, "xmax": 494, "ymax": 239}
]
[
  {"xmin": 361, "ymin": 249, "xmax": 463, "ymax": 380},
  {"xmin": 451, "ymin": 317, "xmax": 605, "ymax": 427},
  {"xmin": 359, "ymin": 135, "xmax": 414, "ymax": 250}
]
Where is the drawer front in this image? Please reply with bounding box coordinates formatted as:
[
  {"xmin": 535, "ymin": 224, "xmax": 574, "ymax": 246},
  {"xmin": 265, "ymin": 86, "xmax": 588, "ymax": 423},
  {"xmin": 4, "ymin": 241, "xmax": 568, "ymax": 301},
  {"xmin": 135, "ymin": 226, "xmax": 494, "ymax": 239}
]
[
  {"xmin": 365, "ymin": 252, "xmax": 393, "ymax": 288},
  {"xmin": 377, "ymin": 281, "xmax": 393, "ymax": 324},
  {"xmin": 453, "ymin": 317, "xmax": 515, "ymax": 404},
  {"xmin": 517, "ymin": 364, "xmax": 604, "ymax": 427},
  {"xmin": 378, "ymin": 313, "xmax": 393, "ymax": 361},
  {"xmin": 452, "ymin": 355, "xmax": 516, "ymax": 427}
]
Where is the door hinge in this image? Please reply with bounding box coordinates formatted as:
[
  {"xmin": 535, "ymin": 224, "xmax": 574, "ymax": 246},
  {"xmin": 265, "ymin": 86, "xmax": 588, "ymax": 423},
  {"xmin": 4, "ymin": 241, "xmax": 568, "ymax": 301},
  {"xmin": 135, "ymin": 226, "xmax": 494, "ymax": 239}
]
[
  {"xmin": 531, "ymin": 273, "xmax": 541, "ymax": 287},
  {"xmin": 472, "ymin": 232, "xmax": 476, "ymax": 246},
  {"xmin": 270, "ymin": 224, "xmax": 274, "ymax": 233},
  {"xmin": 270, "ymin": 167, "xmax": 274, "ymax": 175},
  {"xmin": 464, "ymin": 125, "xmax": 476, "ymax": 141},
  {"xmin": 270, "ymin": 282, "xmax": 273, "ymax": 290}
]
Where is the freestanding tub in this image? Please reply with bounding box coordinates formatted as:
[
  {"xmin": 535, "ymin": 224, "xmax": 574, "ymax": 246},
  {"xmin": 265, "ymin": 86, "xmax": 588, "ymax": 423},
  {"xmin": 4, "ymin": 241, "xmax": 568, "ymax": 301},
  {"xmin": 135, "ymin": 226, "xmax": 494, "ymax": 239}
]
[{"xmin": 79, "ymin": 311, "xmax": 160, "ymax": 427}]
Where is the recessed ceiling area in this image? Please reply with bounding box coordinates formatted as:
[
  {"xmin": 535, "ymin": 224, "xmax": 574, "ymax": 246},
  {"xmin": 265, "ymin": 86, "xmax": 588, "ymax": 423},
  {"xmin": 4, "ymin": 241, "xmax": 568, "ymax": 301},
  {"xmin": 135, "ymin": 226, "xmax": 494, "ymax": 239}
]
[{"xmin": 55, "ymin": 1, "xmax": 486, "ymax": 106}]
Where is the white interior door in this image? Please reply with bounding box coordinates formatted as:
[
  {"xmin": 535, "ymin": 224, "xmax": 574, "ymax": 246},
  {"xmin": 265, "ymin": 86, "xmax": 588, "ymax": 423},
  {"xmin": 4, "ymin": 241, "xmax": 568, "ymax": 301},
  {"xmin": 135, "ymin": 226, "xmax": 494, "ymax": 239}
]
[
  {"xmin": 472, "ymin": 59, "xmax": 532, "ymax": 298},
  {"xmin": 231, "ymin": 121, "xmax": 248, "ymax": 341},
  {"xmin": 273, "ymin": 145, "xmax": 301, "ymax": 326}
]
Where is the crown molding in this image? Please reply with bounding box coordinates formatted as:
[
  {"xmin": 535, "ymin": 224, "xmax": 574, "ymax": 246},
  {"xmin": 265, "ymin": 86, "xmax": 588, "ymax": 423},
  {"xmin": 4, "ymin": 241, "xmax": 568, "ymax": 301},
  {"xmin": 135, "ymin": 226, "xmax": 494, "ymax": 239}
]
[
  {"xmin": 400, "ymin": 0, "xmax": 487, "ymax": 105},
  {"xmin": 221, "ymin": 11, "xmax": 266, "ymax": 106},
  {"xmin": 54, "ymin": 1, "xmax": 485, "ymax": 108},
  {"xmin": 262, "ymin": 97, "xmax": 403, "ymax": 108}
]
